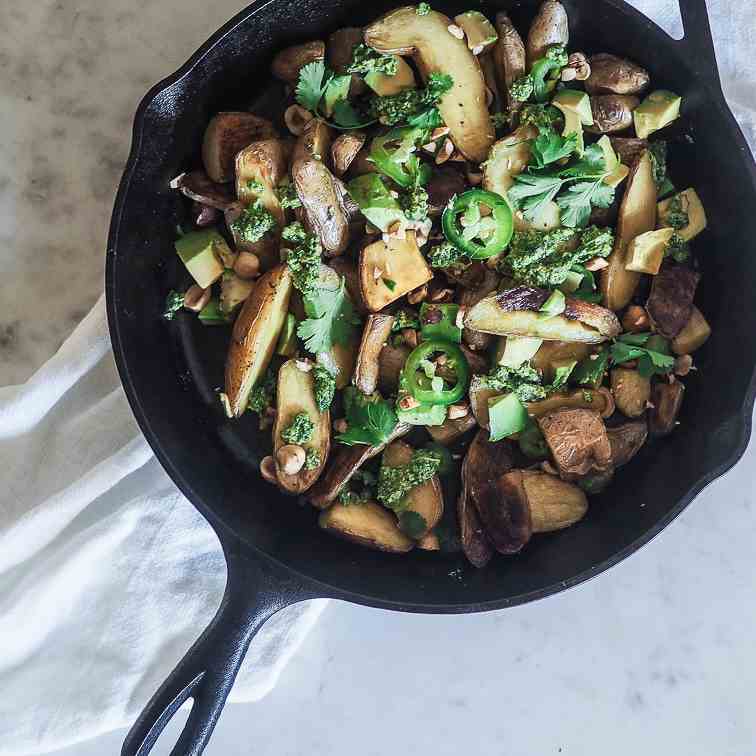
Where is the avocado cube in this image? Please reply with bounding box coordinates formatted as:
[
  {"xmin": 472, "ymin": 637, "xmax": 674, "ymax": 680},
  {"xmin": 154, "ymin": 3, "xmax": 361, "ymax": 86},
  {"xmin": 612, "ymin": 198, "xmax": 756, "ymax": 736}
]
[
  {"xmin": 657, "ymin": 187, "xmax": 707, "ymax": 242},
  {"xmin": 634, "ymin": 90, "xmax": 681, "ymax": 139},
  {"xmin": 625, "ymin": 227, "xmax": 676, "ymax": 275},
  {"xmin": 322, "ymin": 75, "xmax": 352, "ymax": 117},
  {"xmin": 498, "ymin": 336, "xmax": 544, "ymax": 367},
  {"xmin": 454, "ymin": 11, "xmax": 498, "ymax": 54},
  {"xmin": 347, "ymin": 173, "xmax": 406, "ymax": 232},
  {"xmin": 365, "ymin": 56, "xmax": 416, "ymax": 96},
  {"xmin": 219, "ymin": 271, "xmax": 255, "ymax": 315},
  {"xmin": 175, "ymin": 228, "xmax": 228, "ymax": 289},
  {"xmin": 595, "ymin": 135, "xmax": 629, "ymax": 188},
  {"xmin": 396, "ymin": 400, "xmax": 448, "ymax": 426},
  {"xmin": 553, "ymin": 90, "xmax": 593, "ymax": 155}
]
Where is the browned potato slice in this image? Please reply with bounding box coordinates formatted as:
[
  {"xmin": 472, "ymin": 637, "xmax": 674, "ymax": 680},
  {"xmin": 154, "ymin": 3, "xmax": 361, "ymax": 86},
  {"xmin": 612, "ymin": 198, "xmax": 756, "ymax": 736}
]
[
  {"xmin": 172, "ymin": 171, "xmax": 236, "ymax": 210},
  {"xmin": 427, "ymin": 413, "xmax": 477, "ymax": 446},
  {"xmin": 526, "ymin": 1, "xmax": 569, "ymax": 69},
  {"xmin": 319, "ymin": 500, "xmax": 414, "ymax": 553},
  {"xmin": 225, "ymin": 265, "xmax": 293, "ymax": 417},
  {"xmin": 331, "ymin": 132, "xmax": 366, "ymax": 177},
  {"xmin": 292, "ymin": 121, "xmax": 350, "ymax": 257},
  {"xmin": 611, "ymin": 367, "xmax": 650, "ymax": 418},
  {"xmin": 538, "ymin": 409, "xmax": 613, "ymax": 481},
  {"xmin": 364, "ymin": 7, "xmax": 494, "ymax": 163},
  {"xmin": 416, "ymin": 531, "xmax": 441, "ymax": 551},
  {"xmin": 672, "ymin": 306, "xmax": 711, "ymax": 355},
  {"xmin": 273, "ymin": 359, "xmax": 330, "ymax": 494},
  {"xmin": 586, "ymin": 95, "xmax": 640, "ymax": 134},
  {"xmin": 607, "ymin": 419, "xmax": 648, "ymax": 467},
  {"xmin": 271, "ymin": 41, "xmax": 325, "ymax": 83},
  {"xmin": 359, "ymin": 231, "xmax": 432, "ymax": 312},
  {"xmin": 328, "ymin": 256, "xmax": 366, "ymax": 314},
  {"xmin": 600, "ymin": 150, "xmax": 657, "ymax": 311},
  {"xmin": 331, "ymin": 340, "xmax": 358, "ymax": 391},
  {"xmin": 527, "ymin": 387, "xmax": 615, "ymax": 420},
  {"xmin": 457, "ymin": 467, "xmax": 494, "ymax": 568},
  {"xmin": 649, "ymin": 380, "xmax": 685, "ymax": 437},
  {"xmin": 427, "ymin": 166, "xmax": 468, "ymax": 218},
  {"xmin": 327, "ymin": 28, "xmax": 367, "ymax": 96},
  {"xmin": 521, "ymin": 471, "xmax": 588, "ymax": 533},
  {"xmin": 646, "ymin": 263, "xmax": 700, "ymax": 339},
  {"xmin": 378, "ymin": 342, "xmax": 411, "ymax": 395},
  {"xmin": 585, "ymin": 54, "xmax": 650, "ymax": 96},
  {"xmin": 383, "ymin": 441, "xmax": 443, "ymax": 538},
  {"xmin": 468, "ymin": 375, "xmax": 499, "ymax": 429},
  {"xmin": 354, "ymin": 314, "xmax": 394, "ymax": 395},
  {"xmin": 202, "ymin": 112, "xmax": 278, "ymax": 183},
  {"xmin": 347, "ymin": 146, "xmax": 378, "ymax": 178},
  {"xmin": 531, "ymin": 341, "xmax": 592, "ymax": 382},
  {"xmin": 492, "ymin": 12, "xmax": 526, "ymax": 114},
  {"xmin": 465, "ymin": 286, "xmax": 621, "ymax": 344},
  {"xmin": 309, "ymin": 423, "xmax": 411, "ymax": 509},
  {"xmin": 479, "ymin": 52, "xmax": 500, "ymax": 111},
  {"xmin": 456, "ymin": 266, "xmax": 500, "ymax": 351}
]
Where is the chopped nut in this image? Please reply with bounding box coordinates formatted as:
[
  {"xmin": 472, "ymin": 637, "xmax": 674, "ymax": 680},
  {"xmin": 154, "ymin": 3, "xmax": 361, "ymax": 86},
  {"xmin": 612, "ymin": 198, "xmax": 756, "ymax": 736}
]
[
  {"xmin": 429, "ymin": 286, "xmax": 454, "ymax": 303},
  {"xmin": 455, "ymin": 307, "xmax": 466, "ymax": 330},
  {"xmin": 373, "ymin": 265, "xmax": 383, "ymax": 281},
  {"xmin": 447, "ymin": 24, "xmax": 465, "ymax": 39},
  {"xmin": 399, "ymin": 394, "xmax": 421, "ymax": 411},
  {"xmin": 233, "ymin": 251, "xmax": 261, "ymax": 280},
  {"xmin": 184, "ymin": 284, "xmax": 212, "ymax": 312},
  {"xmin": 284, "ymin": 104, "xmax": 314, "ymax": 136},
  {"xmin": 277, "ymin": 444, "xmax": 306, "ymax": 476},
  {"xmin": 218, "ymin": 392, "xmax": 233, "ymax": 418},
  {"xmin": 435, "ymin": 138, "xmax": 455, "ymax": 165},
  {"xmin": 585, "ymin": 257, "xmax": 609, "ymax": 272},
  {"xmin": 365, "ymin": 221, "xmax": 381, "ymax": 234},
  {"xmin": 430, "ymin": 126, "xmax": 451, "ymax": 140},
  {"xmin": 567, "ymin": 52, "xmax": 591, "ymax": 81},
  {"xmin": 448, "ymin": 403, "xmax": 469, "ymax": 420},
  {"xmin": 674, "ymin": 354, "xmax": 693, "ymax": 376},
  {"xmin": 472, "ymin": 44, "xmax": 486, "ymax": 56},
  {"xmin": 622, "ymin": 305, "xmax": 650, "ymax": 333},
  {"xmin": 407, "ymin": 284, "xmax": 428, "ymax": 304},
  {"xmin": 295, "ymin": 359, "xmax": 312, "ymax": 372},
  {"xmin": 333, "ymin": 418, "xmax": 348, "ymax": 434},
  {"xmin": 401, "ymin": 328, "xmax": 418, "ymax": 349},
  {"xmin": 560, "ymin": 67, "xmax": 577, "ymax": 82},
  {"xmin": 260, "ymin": 456, "xmax": 279, "ymax": 484},
  {"xmin": 449, "ymin": 150, "xmax": 466, "ymax": 163},
  {"xmin": 422, "ymin": 141, "xmax": 438, "ymax": 154},
  {"xmin": 645, "ymin": 400, "xmax": 656, "ymax": 409}
]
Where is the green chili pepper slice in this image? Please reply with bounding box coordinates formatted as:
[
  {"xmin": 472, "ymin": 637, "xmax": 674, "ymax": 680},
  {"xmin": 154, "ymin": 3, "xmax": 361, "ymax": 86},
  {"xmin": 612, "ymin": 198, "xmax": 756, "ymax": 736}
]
[
  {"xmin": 441, "ymin": 189, "xmax": 514, "ymax": 260},
  {"xmin": 401, "ymin": 339, "xmax": 470, "ymax": 406},
  {"xmin": 369, "ymin": 127, "xmax": 430, "ymax": 189}
]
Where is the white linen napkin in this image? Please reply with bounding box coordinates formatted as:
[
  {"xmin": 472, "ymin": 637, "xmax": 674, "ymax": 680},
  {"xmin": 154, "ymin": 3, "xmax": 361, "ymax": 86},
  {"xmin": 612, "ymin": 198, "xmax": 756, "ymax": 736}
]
[{"xmin": 0, "ymin": 296, "xmax": 327, "ymax": 756}]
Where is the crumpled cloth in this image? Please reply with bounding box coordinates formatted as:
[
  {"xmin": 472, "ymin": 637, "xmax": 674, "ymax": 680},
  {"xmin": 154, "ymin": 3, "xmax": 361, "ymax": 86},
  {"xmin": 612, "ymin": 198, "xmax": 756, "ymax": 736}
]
[{"xmin": 0, "ymin": 296, "xmax": 327, "ymax": 756}]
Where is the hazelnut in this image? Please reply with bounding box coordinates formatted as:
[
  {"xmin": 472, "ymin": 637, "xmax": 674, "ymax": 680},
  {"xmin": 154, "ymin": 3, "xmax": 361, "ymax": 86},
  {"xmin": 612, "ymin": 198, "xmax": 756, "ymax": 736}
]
[
  {"xmin": 399, "ymin": 395, "xmax": 421, "ymax": 411},
  {"xmin": 277, "ymin": 444, "xmax": 306, "ymax": 476},
  {"xmin": 622, "ymin": 305, "xmax": 650, "ymax": 334},
  {"xmin": 447, "ymin": 24, "xmax": 464, "ymax": 39},
  {"xmin": 183, "ymin": 284, "xmax": 212, "ymax": 313},
  {"xmin": 401, "ymin": 328, "xmax": 418, "ymax": 349},
  {"xmin": 233, "ymin": 251, "xmax": 261, "ymax": 279},
  {"xmin": 448, "ymin": 403, "xmax": 469, "ymax": 420},
  {"xmin": 284, "ymin": 104, "xmax": 314, "ymax": 136},
  {"xmin": 674, "ymin": 354, "xmax": 694, "ymax": 377},
  {"xmin": 566, "ymin": 52, "xmax": 591, "ymax": 81},
  {"xmin": 435, "ymin": 138, "xmax": 455, "ymax": 165},
  {"xmin": 407, "ymin": 284, "xmax": 428, "ymax": 305}
]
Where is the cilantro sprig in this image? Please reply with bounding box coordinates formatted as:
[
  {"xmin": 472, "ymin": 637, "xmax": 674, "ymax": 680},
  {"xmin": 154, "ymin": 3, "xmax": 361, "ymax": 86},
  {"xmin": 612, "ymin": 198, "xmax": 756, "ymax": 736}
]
[
  {"xmin": 297, "ymin": 277, "xmax": 361, "ymax": 355},
  {"xmin": 336, "ymin": 387, "xmax": 398, "ymax": 446},
  {"xmin": 610, "ymin": 333, "xmax": 675, "ymax": 378}
]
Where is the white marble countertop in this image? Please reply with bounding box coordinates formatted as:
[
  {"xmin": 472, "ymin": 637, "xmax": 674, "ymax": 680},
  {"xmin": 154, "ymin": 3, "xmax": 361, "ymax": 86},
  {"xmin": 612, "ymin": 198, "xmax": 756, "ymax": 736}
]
[{"xmin": 2, "ymin": 1, "xmax": 756, "ymax": 755}]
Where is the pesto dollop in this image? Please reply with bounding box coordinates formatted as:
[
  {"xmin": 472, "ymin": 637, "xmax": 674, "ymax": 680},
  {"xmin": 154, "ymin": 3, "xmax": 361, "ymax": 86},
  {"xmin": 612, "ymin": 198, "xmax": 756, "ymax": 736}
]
[
  {"xmin": 281, "ymin": 412, "xmax": 315, "ymax": 445},
  {"xmin": 376, "ymin": 448, "xmax": 443, "ymax": 510}
]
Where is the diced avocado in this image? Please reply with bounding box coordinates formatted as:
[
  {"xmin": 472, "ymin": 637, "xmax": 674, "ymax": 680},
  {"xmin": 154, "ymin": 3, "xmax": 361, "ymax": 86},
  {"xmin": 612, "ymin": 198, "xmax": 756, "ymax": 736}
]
[
  {"xmin": 198, "ymin": 297, "xmax": 232, "ymax": 326},
  {"xmin": 365, "ymin": 56, "xmax": 416, "ymax": 96},
  {"xmin": 559, "ymin": 270, "xmax": 584, "ymax": 294},
  {"xmin": 322, "ymin": 75, "xmax": 352, "ymax": 117},
  {"xmin": 498, "ymin": 336, "xmax": 544, "ymax": 367},
  {"xmin": 625, "ymin": 227, "xmax": 676, "ymax": 275},
  {"xmin": 276, "ymin": 312, "xmax": 298, "ymax": 357},
  {"xmin": 596, "ymin": 135, "xmax": 629, "ymax": 188},
  {"xmin": 657, "ymin": 187, "xmax": 707, "ymax": 242},
  {"xmin": 396, "ymin": 400, "xmax": 447, "ymax": 426},
  {"xmin": 634, "ymin": 90, "xmax": 681, "ymax": 139},
  {"xmin": 454, "ymin": 11, "xmax": 498, "ymax": 54},
  {"xmin": 553, "ymin": 90, "xmax": 593, "ymax": 155},
  {"xmin": 175, "ymin": 229, "xmax": 228, "ymax": 289},
  {"xmin": 219, "ymin": 271, "xmax": 255, "ymax": 315},
  {"xmin": 347, "ymin": 173, "xmax": 407, "ymax": 232}
]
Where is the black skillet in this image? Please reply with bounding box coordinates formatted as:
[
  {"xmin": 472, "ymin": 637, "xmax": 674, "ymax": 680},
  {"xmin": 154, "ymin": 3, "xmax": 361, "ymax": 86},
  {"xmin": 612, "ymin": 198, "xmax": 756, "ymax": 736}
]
[{"xmin": 108, "ymin": 1, "xmax": 756, "ymax": 753}]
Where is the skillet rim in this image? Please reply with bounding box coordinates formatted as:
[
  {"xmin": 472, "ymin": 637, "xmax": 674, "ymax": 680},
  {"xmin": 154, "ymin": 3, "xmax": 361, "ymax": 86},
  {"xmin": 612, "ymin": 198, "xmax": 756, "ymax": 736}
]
[{"xmin": 106, "ymin": 0, "xmax": 756, "ymax": 613}]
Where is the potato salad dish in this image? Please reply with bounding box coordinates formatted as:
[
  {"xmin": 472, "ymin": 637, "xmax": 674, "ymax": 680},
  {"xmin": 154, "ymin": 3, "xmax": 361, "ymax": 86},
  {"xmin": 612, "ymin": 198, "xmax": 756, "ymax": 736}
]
[{"xmin": 164, "ymin": 1, "xmax": 710, "ymax": 567}]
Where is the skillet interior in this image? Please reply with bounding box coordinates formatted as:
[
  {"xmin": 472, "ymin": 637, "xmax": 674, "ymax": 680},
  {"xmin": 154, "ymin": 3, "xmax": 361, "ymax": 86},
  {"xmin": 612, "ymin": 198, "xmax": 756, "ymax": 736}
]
[{"xmin": 107, "ymin": 0, "xmax": 756, "ymax": 611}]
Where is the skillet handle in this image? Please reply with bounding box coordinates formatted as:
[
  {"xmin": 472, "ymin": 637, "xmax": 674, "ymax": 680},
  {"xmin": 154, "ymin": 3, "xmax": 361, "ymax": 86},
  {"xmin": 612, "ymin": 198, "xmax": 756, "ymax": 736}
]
[
  {"xmin": 121, "ymin": 542, "xmax": 319, "ymax": 756},
  {"xmin": 677, "ymin": 0, "xmax": 722, "ymax": 90}
]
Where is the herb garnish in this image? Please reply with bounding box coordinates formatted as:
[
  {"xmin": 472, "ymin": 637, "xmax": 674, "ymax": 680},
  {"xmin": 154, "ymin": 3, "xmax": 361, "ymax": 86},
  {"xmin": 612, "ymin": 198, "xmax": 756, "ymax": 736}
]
[{"xmin": 336, "ymin": 388, "xmax": 399, "ymax": 446}]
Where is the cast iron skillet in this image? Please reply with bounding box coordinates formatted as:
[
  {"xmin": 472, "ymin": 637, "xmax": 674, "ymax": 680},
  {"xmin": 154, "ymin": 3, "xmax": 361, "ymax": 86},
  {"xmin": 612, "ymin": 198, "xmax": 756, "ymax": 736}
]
[{"xmin": 108, "ymin": 1, "xmax": 756, "ymax": 753}]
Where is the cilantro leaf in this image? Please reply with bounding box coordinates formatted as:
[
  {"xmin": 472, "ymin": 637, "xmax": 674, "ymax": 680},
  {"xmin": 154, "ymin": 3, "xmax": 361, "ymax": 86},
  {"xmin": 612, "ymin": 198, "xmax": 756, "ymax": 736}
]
[
  {"xmin": 557, "ymin": 179, "xmax": 615, "ymax": 228},
  {"xmin": 295, "ymin": 60, "xmax": 330, "ymax": 112},
  {"xmin": 336, "ymin": 388, "xmax": 398, "ymax": 447},
  {"xmin": 331, "ymin": 99, "xmax": 366, "ymax": 128},
  {"xmin": 297, "ymin": 278, "xmax": 360, "ymax": 354},
  {"xmin": 531, "ymin": 128, "xmax": 577, "ymax": 168},
  {"xmin": 610, "ymin": 334, "xmax": 675, "ymax": 378},
  {"xmin": 507, "ymin": 173, "xmax": 564, "ymax": 222}
]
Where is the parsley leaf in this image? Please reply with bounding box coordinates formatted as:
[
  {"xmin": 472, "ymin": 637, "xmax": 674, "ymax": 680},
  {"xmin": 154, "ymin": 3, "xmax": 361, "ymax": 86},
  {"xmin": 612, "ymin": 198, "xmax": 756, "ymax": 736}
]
[
  {"xmin": 295, "ymin": 60, "xmax": 330, "ymax": 112},
  {"xmin": 297, "ymin": 277, "xmax": 360, "ymax": 354},
  {"xmin": 336, "ymin": 388, "xmax": 398, "ymax": 447}
]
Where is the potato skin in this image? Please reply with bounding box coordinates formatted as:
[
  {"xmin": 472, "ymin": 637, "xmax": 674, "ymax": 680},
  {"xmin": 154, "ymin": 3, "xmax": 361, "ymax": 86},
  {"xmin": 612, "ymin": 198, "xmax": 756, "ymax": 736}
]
[
  {"xmin": 611, "ymin": 368, "xmax": 651, "ymax": 419},
  {"xmin": 492, "ymin": 11, "xmax": 526, "ymax": 114},
  {"xmin": 586, "ymin": 95, "xmax": 640, "ymax": 134},
  {"xmin": 649, "ymin": 380, "xmax": 685, "ymax": 437},
  {"xmin": 319, "ymin": 500, "xmax": 414, "ymax": 553},
  {"xmin": 271, "ymin": 41, "xmax": 325, "ymax": 83},
  {"xmin": 354, "ymin": 314, "xmax": 394, "ymax": 395},
  {"xmin": 607, "ymin": 419, "xmax": 648, "ymax": 467},
  {"xmin": 585, "ymin": 53, "xmax": 650, "ymax": 96},
  {"xmin": 521, "ymin": 471, "xmax": 588, "ymax": 533},
  {"xmin": 672, "ymin": 306, "xmax": 711, "ymax": 355},
  {"xmin": 646, "ymin": 263, "xmax": 700, "ymax": 339},
  {"xmin": 526, "ymin": 1, "xmax": 569, "ymax": 69}
]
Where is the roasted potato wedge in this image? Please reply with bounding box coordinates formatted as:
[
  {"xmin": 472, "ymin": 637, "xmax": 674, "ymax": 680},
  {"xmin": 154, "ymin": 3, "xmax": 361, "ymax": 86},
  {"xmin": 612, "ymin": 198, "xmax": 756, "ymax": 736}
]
[
  {"xmin": 483, "ymin": 125, "xmax": 535, "ymax": 203},
  {"xmin": 672, "ymin": 306, "xmax": 711, "ymax": 355},
  {"xmin": 526, "ymin": 0, "xmax": 569, "ymax": 69},
  {"xmin": 609, "ymin": 137, "xmax": 648, "ymax": 168},
  {"xmin": 292, "ymin": 121, "xmax": 350, "ymax": 257},
  {"xmin": 521, "ymin": 471, "xmax": 588, "ymax": 533},
  {"xmin": 607, "ymin": 419, "xmax": 648, "ymax": 467},
  {"xmin": 457, "ymin": 474, "xmax": 494, "ymax": 568},
  {"xmin": 646, "ymin": 263, "xmax": 700, "ymax": 339},
  {"xmin": 354, "ymin": 314, "xmax": 394, "ymax": 395},
  {"xmin": 456, "ymin": 266, "xmax": 500, "ymax": 351},
  {"xmin": 468, "ymin": 375, "xmax": 500, "ymax": 429},
  {"xmin": 225, "ymin": 265, "xmax": 293, "ymax": 417},
  {"xmin": 611, "ymin": 368, "xmax": 651, "ymax": 418},
  {"xmin": 331, "ymin": 132, "xmax": 366, "ymax": 177},
  {"xmin": 172, "ymin": 171, "xmax": 236, "ymax": 210},
  {"xmin": 359, "ymin": 231, "xmax": 432, "ymax": 312},
  {"xmin": 527, "ymin": 387, "xmax": 615, "ymax": 420},
  {"xmin": 328, "ymin": 256, "xmax": 366, "ymax": 314},
  {"xmin": 383, "ymin": 441, "xmax": 443, "ymax": 538},
  {"xmin": 538, "ymin": 409, "xmax": 613, "ymax": 481},
  {"xmin": 271, "ymin": 41, "xmax": 325, "ymax": 83},
  {"xmin": 427, "ymin": 167, "xmax": 467, "ymax": 218},
  {"xmin": 586, "ymin": 95, "xmax": 640, "ymax": 134},
  {"xmin": 600, "ymin": 150, "xmax": 657, "ymax": 311},
  {"xmin": 649, "ymin": 380, "xmax": 685, "ymax": 437},
  {"xmin": 378, "ymin": 342, "xmax": 411, "ymax": 395},
  {"xmin": 427, "ymin": 413, "xmax": 478, "ymax": 446},
  {"xmin": 364, "ymin": 6, "xmax": 494, "ymax": 162},
  {"xmin": 319, "ymin": 500, "xmax": 414, "ymax": 553},
  {"xmin": 465, "ymin": 286, "xmax": 621, "ymax": 344},
  {"xmin": 492, "ymin": 12, "xmax": 526, "ymax": 114},
  {"xmin": 327, "ymin": 28, "xmax": 367, "ymax": 96},
  {"xmin": 585, "ymin": 54, "xmax": 650, "ymax": 96},
  {"xmin": 273, "ymin": 359, "xmax": 330, "ymax": 494},
  {"xmin": 531, "ymin": 341, "xmax": 592, "ymax": 382},
  {"xmin": 202, "ymin": 112, "xmax": 277, "ymax": 183}
]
